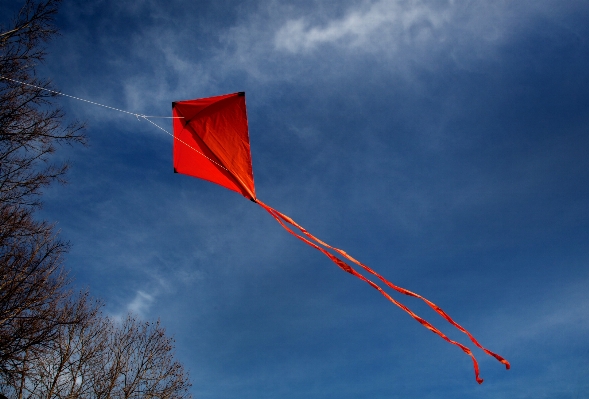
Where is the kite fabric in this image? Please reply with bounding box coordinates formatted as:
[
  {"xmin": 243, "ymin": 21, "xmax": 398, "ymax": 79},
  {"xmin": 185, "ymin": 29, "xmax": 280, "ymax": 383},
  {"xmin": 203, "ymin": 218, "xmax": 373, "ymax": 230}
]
[
  {"xmin": 172, "ymin": 92, "xmax": 510, "ymax": 384},
  {"xmin": 173, "ymin": 93, "xmax": 255, "ymax": 200}
]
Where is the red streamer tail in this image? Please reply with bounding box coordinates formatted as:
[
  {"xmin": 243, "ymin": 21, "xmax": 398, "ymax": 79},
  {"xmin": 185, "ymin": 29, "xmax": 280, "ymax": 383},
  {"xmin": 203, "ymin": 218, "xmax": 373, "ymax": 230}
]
[{"xmin": 255, "ymin": 199, "xmax": 509, "ymax": 384}]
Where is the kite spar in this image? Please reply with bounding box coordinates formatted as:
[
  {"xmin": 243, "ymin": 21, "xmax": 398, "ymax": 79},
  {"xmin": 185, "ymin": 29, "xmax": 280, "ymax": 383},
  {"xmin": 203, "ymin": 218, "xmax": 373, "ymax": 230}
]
[{"xmin": 172, "ymin": 92, "xmax": 510, "ymax": 384}]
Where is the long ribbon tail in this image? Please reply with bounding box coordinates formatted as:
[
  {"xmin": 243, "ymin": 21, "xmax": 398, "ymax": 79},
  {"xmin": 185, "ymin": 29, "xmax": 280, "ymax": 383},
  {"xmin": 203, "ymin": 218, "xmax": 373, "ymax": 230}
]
[{"xmin": 256, "ymin": 199, "xmax": 510, "ymax": 383}]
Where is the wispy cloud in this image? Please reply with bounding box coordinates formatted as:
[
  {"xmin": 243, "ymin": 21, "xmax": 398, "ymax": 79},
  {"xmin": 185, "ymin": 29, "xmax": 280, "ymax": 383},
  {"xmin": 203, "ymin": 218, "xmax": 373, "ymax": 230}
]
[
  {"xmin": 127, "ymin": 290, "xmax": 155, "ymax": 316},
  {"xmin": 274, "ymin": 0, "xmax": 452, "ymax": 53}
]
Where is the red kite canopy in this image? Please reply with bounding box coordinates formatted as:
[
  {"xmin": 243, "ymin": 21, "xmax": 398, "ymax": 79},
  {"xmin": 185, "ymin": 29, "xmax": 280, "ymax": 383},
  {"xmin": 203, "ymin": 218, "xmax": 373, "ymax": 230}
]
[
  {"xmin": 173, "ymin": 92, "xmax": 256, "ymax": 200},
  {"xmin": 172, "ymin": 92, "xmax": 510, "ymax": 384}
]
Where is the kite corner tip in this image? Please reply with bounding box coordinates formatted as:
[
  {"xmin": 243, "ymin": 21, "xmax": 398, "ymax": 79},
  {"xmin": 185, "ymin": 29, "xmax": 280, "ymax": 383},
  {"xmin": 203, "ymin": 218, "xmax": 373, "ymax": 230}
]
[{"xmin": 238, "ymin": 91, "xmax": 245, "ymax": 96}]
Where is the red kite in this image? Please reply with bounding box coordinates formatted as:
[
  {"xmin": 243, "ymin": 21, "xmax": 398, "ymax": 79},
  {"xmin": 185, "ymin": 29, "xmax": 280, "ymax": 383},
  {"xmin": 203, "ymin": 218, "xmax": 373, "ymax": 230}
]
[{"xmin": 172, "ymin": 92, "xmax": 510, "ymax": 383}]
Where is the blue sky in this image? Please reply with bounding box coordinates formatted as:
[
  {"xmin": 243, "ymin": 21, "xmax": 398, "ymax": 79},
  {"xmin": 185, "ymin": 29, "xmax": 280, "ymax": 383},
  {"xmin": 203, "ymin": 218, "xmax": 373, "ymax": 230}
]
[{"xmin": 3, "ymin": 0, "xmax": 589, "ymax": 397}]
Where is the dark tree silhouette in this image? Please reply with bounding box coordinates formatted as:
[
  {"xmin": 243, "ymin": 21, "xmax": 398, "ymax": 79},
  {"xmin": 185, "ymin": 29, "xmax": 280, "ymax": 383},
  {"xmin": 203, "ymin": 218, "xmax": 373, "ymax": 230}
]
[
  {"xmin": 2, "ymin": 302, "xmax": 192, "ymax": 399},
  {"xmin": 0, "ymin": 0, "xmax": 83, "ymax": 383},
  {"xmin": 0, "ymin": 0, "xmax": 85, "ymax": 206},
  {"xmin": 1, "ymin": 4, "xmax": 192, "ymax": 398}
]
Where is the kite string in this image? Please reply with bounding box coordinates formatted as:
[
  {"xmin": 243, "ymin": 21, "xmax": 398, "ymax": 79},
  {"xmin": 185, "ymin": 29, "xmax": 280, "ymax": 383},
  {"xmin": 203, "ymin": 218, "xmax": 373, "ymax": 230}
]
[
  {"xmin": 143, "ymin": 117, "xmax": 231, "ymax": 173},
  {"xmin": 262, "ymin": 201, "xmax": 511, "ymax": 370},
  {"xmin": 255, "ymin": 199, "xmax": 486, "ymax": 384},
  {"xmin": 0, "ymin": 75, "xmax": 181, "ymax": 119},
  {"xmin": 0, "ymin": 75, "xmax": 230, "ymax": 172}
]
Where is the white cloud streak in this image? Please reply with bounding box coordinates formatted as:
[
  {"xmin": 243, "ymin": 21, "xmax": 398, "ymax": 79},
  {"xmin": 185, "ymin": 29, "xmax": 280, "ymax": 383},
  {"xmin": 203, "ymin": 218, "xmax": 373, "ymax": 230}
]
[
  {"xmin": 127, "ymin": 290, "xmax": 155, "ymax": 316},
  {"xmin": 274, "ymin": 0, "xmax": 452, "ymax": 53}
]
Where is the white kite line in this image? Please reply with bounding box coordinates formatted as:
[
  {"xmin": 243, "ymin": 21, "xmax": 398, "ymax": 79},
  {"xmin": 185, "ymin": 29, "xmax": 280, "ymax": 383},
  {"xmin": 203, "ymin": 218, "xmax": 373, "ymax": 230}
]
[
  {"xmin": 0, "ymin": 75, "xmax": 230, "ymax": 172},
  {"xmin": 0, "ymin": 76, "xmax": 179, "ymax": 119}
]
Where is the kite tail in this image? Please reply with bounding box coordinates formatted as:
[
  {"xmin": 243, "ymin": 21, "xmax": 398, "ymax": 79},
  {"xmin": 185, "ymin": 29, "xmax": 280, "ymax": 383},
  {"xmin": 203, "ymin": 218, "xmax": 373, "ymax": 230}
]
[
  {"xmin": 255, "ymin": 199, "xmax": 510, "ymax": 384},
  {"xmin": 259, "ymin": 201, "xmax": 510, "ymax": 370}
]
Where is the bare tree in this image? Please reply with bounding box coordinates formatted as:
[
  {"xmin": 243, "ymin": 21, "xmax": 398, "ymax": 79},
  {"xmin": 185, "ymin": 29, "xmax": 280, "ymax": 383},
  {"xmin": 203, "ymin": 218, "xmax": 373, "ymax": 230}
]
[
  {"xmin": 0, "ymin": 208, "xmax": 71, "ymax": 376},
  {"xmin": 90, "ymin": 315, "xmax": 191, "ymax": 399},
  {"xmin": 1, "ymin": 4, "xmax": 192, "ymax": 399},
  {"xmin": 1, "ymin": 294, "xmax": 100, "ymax": 399},
  {"xmin": 1, "ymin": 308, "xmax": 192, "ymax": 399},
  {"xmin": 0, "ymin": 0, "xmax": 84, "ymax": 383},
  {"xmin": 0, "ymin": 0, "xmax": 85, "ymax": 208}
]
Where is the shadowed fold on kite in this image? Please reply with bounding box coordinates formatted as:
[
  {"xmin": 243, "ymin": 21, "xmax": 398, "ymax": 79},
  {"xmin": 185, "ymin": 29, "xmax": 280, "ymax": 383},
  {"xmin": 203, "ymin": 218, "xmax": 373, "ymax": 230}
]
[{"xmin": 172, "ymin": 92, "xmax": 509, "ymax": 384}]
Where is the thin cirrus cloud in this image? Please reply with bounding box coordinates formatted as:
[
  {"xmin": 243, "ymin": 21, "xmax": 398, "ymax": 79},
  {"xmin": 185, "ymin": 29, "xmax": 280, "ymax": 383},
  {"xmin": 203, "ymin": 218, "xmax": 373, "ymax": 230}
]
[
  {"xmin": 270, "ymin": 0, "xmax": 572, "ymax": 68},
  {"xmin": 274, "ymin": 1, "xmax": 453, "ymax": 53},
  {"xmin": 126, "ymin": 290, "xmax": 155, "ymax": 317}
]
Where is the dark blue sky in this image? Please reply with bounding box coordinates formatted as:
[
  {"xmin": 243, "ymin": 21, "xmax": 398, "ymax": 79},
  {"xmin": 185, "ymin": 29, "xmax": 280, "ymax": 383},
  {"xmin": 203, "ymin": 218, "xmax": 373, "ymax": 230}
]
[{"xmin": 3, "ymin": 0, "xmax": 589, "ymax": 397}]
